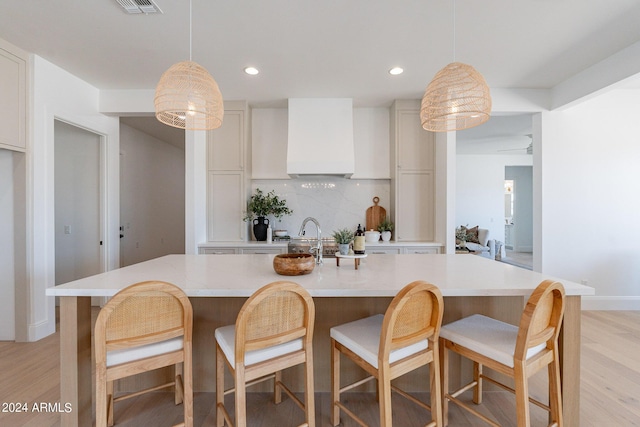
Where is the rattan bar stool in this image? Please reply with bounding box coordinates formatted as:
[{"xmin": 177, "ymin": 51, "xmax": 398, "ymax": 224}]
[
  {"xmin": 439, "ymin": 280, "xmax": 565, "ymax": 427},
  {"xmin": 215, "ymin": 281, "xmax": 316, "ymax": 427},
  {"xmin": 330, "ymin": 280, "xmax": 444, "ymax": 427},
  {"xmin": 94, "ymin": 280, "xmax": 193, "ymax": 427}
]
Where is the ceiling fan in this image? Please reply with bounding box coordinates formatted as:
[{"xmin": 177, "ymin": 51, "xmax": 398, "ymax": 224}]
[{"xmin": 498, "ymin": 134, "xmax": 533, "ymax": 154}]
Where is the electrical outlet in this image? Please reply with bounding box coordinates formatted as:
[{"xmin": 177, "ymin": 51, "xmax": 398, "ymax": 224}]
[{"xmin": 64, "ymin": 225, "xmax": 71, "ymax": 234}]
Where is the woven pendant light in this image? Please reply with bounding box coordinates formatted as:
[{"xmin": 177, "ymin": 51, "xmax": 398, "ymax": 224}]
[
  {"xmin": 154, "ymin": 0, "xmax": 223, "ymax": 130},
  {"xmin": 420, "ymin": 62, "xmax": 491, "ymax": 132},
  {"xmin": 420, "ymin": 0, "xmax": 491, "ymax": 132},
  {"xmin": 155, "ymin": 61, "xmax": 223, "ymax": 130}
]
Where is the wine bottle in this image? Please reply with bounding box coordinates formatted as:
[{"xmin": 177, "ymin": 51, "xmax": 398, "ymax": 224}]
[{"xmin": 354, "ymin": 224, "xmax": 365, "ymax": 254}]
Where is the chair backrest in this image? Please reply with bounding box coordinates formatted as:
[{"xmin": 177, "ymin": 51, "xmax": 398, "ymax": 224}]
[
  {"xmin": 234, "ymin": 281, "xmax": 315, "ymax": 363},
  {"xmin": 514, "ymin": 280, "xmax": 565, "ymax": 361},
  {"xmin": 379, "ymin": 281, "xmax": 444, "ymax": 359},
  {"xmin": 95, "ymin": 281, "xmax": 193, "ymax": 359}
]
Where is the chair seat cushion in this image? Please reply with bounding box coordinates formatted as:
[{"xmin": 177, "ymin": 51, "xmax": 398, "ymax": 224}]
[
  {"xmin": 106, "ymin": 337, "xmax": 183, "ymax": 367},
  {"xmin": 215, "ymin": 325, "xmax": 304, "ymax": 366},
  {"xmin": 330, "ymin": 314, "xmax": 429, "ymax": 369},
  {"xmin": 440, "ymin": 314, "xmax": 546, "ymax": 368},
  {"xmin": 463, "ymin": 242, "xmax": 489, "ymax": 252}
]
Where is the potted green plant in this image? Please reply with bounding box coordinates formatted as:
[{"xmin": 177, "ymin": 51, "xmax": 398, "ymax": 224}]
[
  {"xmin": 243, "ymin": 189, "xmax": 293, "ymax": 241},
  {"xmin": 377, "ymin": 217, "xmax": 394, "ymax": 242},
  {"xmin": 332, "ymin": 228, "xmax": 355, "ymax": 255}
]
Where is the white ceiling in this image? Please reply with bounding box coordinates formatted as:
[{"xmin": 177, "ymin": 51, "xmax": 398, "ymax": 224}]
[{"xmin": 2, "ymin": 0, "xmax": 640, "ymax": 151}]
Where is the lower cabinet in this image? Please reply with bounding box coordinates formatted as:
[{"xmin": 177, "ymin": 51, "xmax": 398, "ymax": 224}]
[
  {"xmin": 200, "ymin": 248, "xmax": 238, "ymax": 255},
  {"xmin": 365, "ymin": 247, "xmax": 402, "ymax": 255},
  {"xmin": 403, "ymin": 246, "xmax": 440, "ymax": 254},
  {"xmin": 240, "ymin": 248, "xmax": 286, "ymax": 254}
]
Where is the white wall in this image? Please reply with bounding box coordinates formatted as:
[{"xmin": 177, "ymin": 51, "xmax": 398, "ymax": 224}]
[
  {"xmin": 456, "ymin": 154, "xmax": 533, "ymax": 246},
  {"xmin": 541, "ymin": 90, "xmax": 640, "ymax": 309},
  {"xmin": 0, "ymin": 149, "xmax": 16, "ymax": 340},
  {"xmin": 120, "ymin": 123, "xmax": 185, "ymax": 266},
  {"xmin": 29, "ymin": 56, "xmax": 120, "ymax": 340}
]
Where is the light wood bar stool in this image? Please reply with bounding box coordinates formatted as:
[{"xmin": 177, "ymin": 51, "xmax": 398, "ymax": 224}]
[
  {"xmin": 330, "ymin": 280, "xmax": 444, "ymax": 427},
  {"xmin": 215, "ymin": 281, "xmax": 316, "ymax": 427},
  {"xmin": 440, "ymin": 280, "xmax": 565, "ymax": 427},
  {"xmin": 94, "ymin": 280, "xmax": 193, "ymax": 427}
]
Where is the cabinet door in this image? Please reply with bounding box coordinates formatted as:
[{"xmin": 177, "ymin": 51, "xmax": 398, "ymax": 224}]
[
  {"xmin": 200, "ymin": 248, "xmax": 238, "ymax": 254},
  {"xmin": 0, "ymin": 48, "xmax": 26, "ymax": 152},
  {"xmin": 366, "ymin": 248, "xmax": 401, "ymax": 254},
  {"xmin": 403, "ymin": 247, "xmax": 440, "ymax": 254},
  {"xmin": 396, "ymin": 172, "xmax": 435, "ymax": 241},
  {"xmin": 240, "ymin": 248, "xmax": 285, "ymax": 254},
  {"xmin": 208, "ymin": 110, "xmax": 244, "ymax": 171},
  {"xmin": 207, "ymin": 172, "xmax": 245, "ymax": 241},
  {"xmin": 396, "ymin": 110, "xmax": 434, "ymax": 171}
]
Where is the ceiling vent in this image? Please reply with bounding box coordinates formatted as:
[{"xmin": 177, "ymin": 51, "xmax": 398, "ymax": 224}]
[{"xmin": 115, "ymin": 0, "xmax": 163, "ymax": 14}]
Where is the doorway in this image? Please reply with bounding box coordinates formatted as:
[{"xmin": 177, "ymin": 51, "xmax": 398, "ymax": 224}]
[
  {"xmin": 54, "ymin": 120, "xmax": 103, "ymax": 286},
  {"xmin": 503, "ymin": 166, "xmax": 533, "ymax": 268}
]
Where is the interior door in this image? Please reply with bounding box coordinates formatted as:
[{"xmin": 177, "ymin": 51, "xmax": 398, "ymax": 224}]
[{"xmin": 54, "ymin": 121, "xmax": 102, "ymax": 287}]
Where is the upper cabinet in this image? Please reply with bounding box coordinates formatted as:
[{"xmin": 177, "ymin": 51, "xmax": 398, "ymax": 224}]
[
  {"xmin": 0, "ymin": 45, "xmax": 27, "ymax": 152},
  {"xmin": 390, "ymin": 100, "xmax": 436, "ymax": 242},
  {"xmin": 207, "ymin": 101, "xmax": 248, "ymax": 242},
  {"xmin": 351, "ymin": 107, "xmax": 390, "ymax": 179},
  {"xmin": 208, "ymin": 107, "xmax": 244, "ymax": 171},
  {"xmin": 251, "ymin": 108, "xmax": 289, "ymax": 179}
]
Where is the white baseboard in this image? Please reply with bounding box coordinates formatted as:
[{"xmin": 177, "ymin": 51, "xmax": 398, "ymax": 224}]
[{"xmin": 582, "ymin": 296, "xmax": 640, "ymax": 310}]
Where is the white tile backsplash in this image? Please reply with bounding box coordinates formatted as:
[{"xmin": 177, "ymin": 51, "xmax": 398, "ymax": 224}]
[{"xmin": 250, "ymin": 177, "xmax": 390, "ymax": 239}]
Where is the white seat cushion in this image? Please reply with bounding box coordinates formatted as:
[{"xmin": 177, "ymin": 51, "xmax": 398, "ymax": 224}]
[
  {"xmin": 330, "ymin": 314, "xmax": 429, "ymax": 369},
  {"xmin": 215, "ymin": 324, "xmax": 304, "ymax": 366},
  {"xmin": 106, "ymin": 336, "xmax": 183, "ymax": 367},
  {"xmin": 439, "ymin": 314, "xmax": 546, "ymax": 368}
]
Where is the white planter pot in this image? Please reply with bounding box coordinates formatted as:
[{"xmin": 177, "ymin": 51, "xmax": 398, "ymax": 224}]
[
  {"xmin": 338, "ymin": 244, "xmax": 350, "ymax": 255},
  {"xmin": 381, "ymin": 231, "xmax": 391, "ymax": 242}
]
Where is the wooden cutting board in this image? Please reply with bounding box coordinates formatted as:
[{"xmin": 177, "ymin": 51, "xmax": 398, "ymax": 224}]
[{"xmin": 365, "ymin": 197, "xmax": 386, "ymax": 232}]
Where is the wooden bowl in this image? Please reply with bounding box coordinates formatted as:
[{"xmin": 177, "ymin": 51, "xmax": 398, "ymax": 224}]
[{"xmin": 273, "ymin": 253, "xmax": 315, "ymax": 276}]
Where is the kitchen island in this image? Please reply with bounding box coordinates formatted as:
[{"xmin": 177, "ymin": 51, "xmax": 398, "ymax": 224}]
[{"xmin": 47, "ymin": 253, "xmax": 593, "ymax": 427}]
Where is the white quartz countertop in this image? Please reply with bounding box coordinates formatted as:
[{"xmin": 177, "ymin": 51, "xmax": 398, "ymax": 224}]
[{"xmin": 47, "ymin": 254, "xmax": 594, "ymax": 298}]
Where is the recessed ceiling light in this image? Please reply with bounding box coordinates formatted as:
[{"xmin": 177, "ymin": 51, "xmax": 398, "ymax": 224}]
[
  {"xmin": 389, "ymin": 67, "xmax": 404, "ymax": 75},
  {"xmin": 244, "ymin": 67, "xmax": 259, "ymax": 75}
]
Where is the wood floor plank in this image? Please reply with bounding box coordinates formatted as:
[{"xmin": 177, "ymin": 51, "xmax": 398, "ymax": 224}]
[{"xmin": 2, "ymin": 310, "xmax": 640, "ymax": 426}]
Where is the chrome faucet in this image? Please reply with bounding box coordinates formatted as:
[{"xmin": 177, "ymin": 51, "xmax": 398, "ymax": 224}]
[{"xmin": 298, "ymin": 217, "xmax": 322, "ymax": 264}]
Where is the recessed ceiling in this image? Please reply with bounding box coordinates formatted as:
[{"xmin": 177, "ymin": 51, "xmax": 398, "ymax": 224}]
[{"xmin": 2, "ymin": 1, "xmax": 640, "ymax": 107}]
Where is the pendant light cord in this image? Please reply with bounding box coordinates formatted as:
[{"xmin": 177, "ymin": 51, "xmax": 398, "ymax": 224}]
[
  {"xmin": 453, "ymin": 0, "xmax": 456, "ymax": 62},
  {"xmin": 189, "ymin": 0, "xmax": 192, "ymax": 61}
]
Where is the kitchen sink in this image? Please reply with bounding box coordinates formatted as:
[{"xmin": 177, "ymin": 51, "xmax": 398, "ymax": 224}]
[{"xmin": 288, "ymin": 238, "xmax": 338, "ymax": 258}]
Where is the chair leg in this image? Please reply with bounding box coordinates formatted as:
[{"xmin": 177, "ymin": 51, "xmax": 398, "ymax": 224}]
[
  {"xmin": 274, "ymin": 370, "xmax": 282, "ymax": 404},
  {"xmin": 331, "ymin": 339, "xmax": 341, "ymax": 427},
  {"xmin": 473, "ymin": 362, "xmax": 483, "ymax": 404},
  {"xmin": 175, "ymin": 363, "xmax": 184, "ymax": 405},
  {"xmin": 107, "ymin": 381, "xmax": 114, "ymax": 427},
  {"xmin": 96, "ymin": 371, "xmax": 107, "ymax": 427},
  {"xmin": 304, "ymin": 348, "xmax": 316, "ymax": 427},
  {"xmin": 183, "ymin": 356, "xmax": 193, "ymax": 427},
  {"xmin": 441, "ymin": 341, "xmax": 450, "ymax": 427},
  {"xmin": 235, "ymin": 366, "xmax": 247, "ymax": 427},
  {"xmin": 216, "ymin": 344, "xmax": 225, "ymax": 427},
  {"xmin": 548, "ymin": 352, "xmax": 563, "ymax": 426},
  {"xmin": 514, "ymin": 362, "xmax": 531, "ymax": 427},
  {"xmin": 430, "ymin": 340, "xmax": 443, "ymax": 427},
  {"xmin": 378, "ymin": 366, "xmax": 393, "ymax": 427}
]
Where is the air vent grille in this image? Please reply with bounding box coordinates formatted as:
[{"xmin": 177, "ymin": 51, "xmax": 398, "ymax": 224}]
[{"xmin": 115, "ymin": 0, "xmax": 163, "ymax": 14}]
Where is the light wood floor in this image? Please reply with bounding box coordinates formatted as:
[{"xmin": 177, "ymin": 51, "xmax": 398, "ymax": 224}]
[{"xmin": 1, "ymin": 311, "xmax": 639, "ymax": 426}]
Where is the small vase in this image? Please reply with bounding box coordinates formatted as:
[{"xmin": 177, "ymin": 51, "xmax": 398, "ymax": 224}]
[
  {"xmin": 338, "ymin": 243, "xmax": 350, "ymax": 255},
  {"xmin": 381, "ymin": 231, "xmax": 391, "ymax": 242},
  {"xmin": 253, "ymin": 216, "xmax": 269, "ymax": 241}
]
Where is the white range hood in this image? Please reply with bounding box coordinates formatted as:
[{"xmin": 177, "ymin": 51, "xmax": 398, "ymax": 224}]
[{"xmin": 287, "ymin": 98, "xmax": 355, "ymax": 177}]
